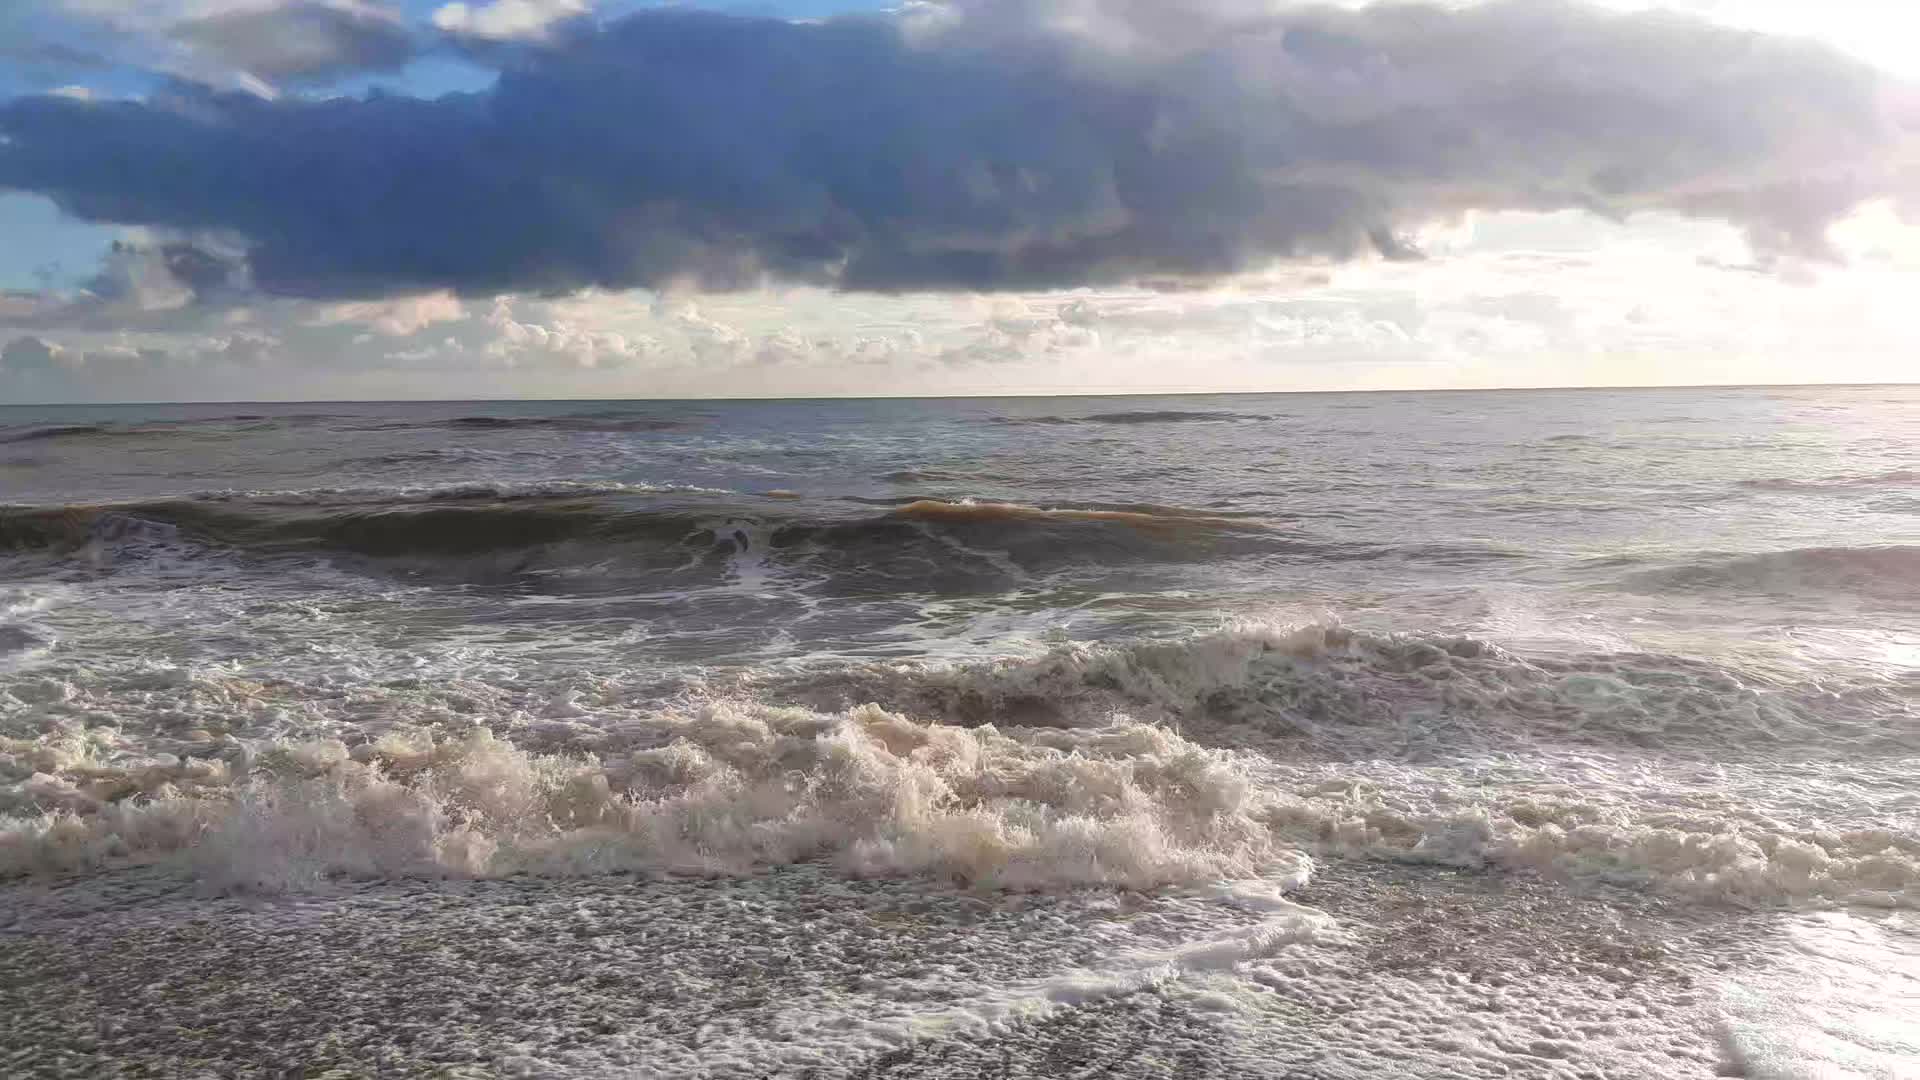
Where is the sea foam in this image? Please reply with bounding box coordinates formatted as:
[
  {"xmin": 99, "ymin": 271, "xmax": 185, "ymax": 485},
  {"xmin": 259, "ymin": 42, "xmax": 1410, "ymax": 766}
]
[
  {"xmin": 1, "ymin": 700, "xmax": 1306, "ymax": 894},
  {"xmin": 4, "ymin": 623, "xmax": 1914, "ymax": 907}
]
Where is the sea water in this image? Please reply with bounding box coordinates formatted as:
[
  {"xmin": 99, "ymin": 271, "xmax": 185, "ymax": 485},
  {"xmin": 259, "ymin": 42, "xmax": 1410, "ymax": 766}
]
[{"xmin": 1, "ymin": 387, "xmax": 1914, "ymax": 1076}]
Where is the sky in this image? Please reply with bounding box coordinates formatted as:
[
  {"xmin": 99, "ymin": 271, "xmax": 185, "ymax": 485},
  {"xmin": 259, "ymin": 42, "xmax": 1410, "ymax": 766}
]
[{"xmin": 0, "ymin": 0, "xmax": 1915, "ymax": 402}]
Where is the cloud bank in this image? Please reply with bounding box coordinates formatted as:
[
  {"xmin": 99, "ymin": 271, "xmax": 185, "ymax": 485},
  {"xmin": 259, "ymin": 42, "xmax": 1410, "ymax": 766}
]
[
  {"xmin": 37, "ymin": 1, "xmax": 415, "ymax": 91},
  {"xmin": 1, "ymin": 0, "xmax": 1915, "ymax": 301},
  {"xmin": 169, "ymin": 1, "xmax": 414, "ymax": 82}
]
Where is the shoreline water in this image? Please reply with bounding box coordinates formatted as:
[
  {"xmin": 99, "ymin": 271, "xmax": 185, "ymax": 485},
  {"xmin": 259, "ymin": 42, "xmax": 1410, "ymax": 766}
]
[
  {"xmin": 0, "ymin": 859, "xmax": 1800, "ymax": 1078},
  {"xmin": 3, "ymin": 387, "xmax": 1915, "ymax": 1076}
]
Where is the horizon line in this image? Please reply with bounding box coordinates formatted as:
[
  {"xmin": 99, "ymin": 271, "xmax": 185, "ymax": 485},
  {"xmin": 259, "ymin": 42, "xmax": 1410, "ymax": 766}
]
[{"xmin": 1, "ymin": 379, "xmax": 1915, "ymax": 408}]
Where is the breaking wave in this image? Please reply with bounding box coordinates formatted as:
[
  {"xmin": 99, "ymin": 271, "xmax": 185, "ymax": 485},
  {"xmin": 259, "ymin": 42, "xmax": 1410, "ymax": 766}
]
[
  {"xmin": 2, "ymin": 623, "xmax": 1912, "ymax": 905},
  {"xmin": 0, "ymin": 703, "xmax": 1300, "ymax": 894},
  {"xmin": 769, "ymin": 623, "xmax": 1917, "ymax": 757},
  {"xmin": 0, "ymin": 493, "xmax": 1306, "ymax": 586}
]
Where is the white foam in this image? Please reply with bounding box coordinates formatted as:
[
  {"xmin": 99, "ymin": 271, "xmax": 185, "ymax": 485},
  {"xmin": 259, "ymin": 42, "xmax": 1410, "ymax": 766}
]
[
  {"xmin": 1, "ymin": 703, "xmax": 1310, "ymax": 894},
  {"xmin": 0, "ymin": 583, "xmax": 66, "ymax": 622},
  {"xmin": 1193, "ymin": 918, "xmax": 1730, "ymax": 1078},
  {"xmin": 818, "ymin": 619, "xmax": 1914, "ymax": 760},
  {"xmin": 4, "ymin": 620, "xmax": 1917, "ymax": 908},
  {"xmin": 738, "ymin": 893, "xmax": 1336, "ymax": 1067},
  {"xmin": 1247, "ymin": 754, "xmax": 1920, "ymax": 908}
]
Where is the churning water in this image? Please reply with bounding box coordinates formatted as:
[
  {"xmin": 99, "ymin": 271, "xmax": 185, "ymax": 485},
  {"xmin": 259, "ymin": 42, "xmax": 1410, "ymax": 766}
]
[{"xmin": 2, "ymin": 387, "xmax": 1915, "ymax": 1077}]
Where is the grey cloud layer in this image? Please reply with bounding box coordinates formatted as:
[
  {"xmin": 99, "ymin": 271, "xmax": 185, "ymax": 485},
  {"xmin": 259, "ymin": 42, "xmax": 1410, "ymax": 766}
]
[
  {"xmin": 20, "ymin": 2, "xmax": 416, "ymax": 90},
  {"xmin": 1, "ymin": 0, "xmax": 1914, "ymax": 298},
  {"xmin": 170, "ymin": 1, "xmax": 414, "ymax": 82}
]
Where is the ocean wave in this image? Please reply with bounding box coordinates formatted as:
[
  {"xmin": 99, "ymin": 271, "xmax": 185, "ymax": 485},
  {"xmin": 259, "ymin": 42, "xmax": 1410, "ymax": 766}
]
[
  {"xmin": 355, "ymin": 447, "xmax": 521, "ymax": 467},
  {"xmin": 426, "ymin": 414, "xmax": 696, "ymax": 434},
  {"xmin": 890, "ymin": 499, "xmax": 1251, "ymax": 528},
  {"xmin": 1736, "ymin": 470, "xmax": 1920, "ymax": 492},
  {"xmin": 3, "ymin": 624, "xmax": 1912, "ymax": 905},
  {"xmin": 877, "ymin": 469, "xmax": 973, "ymax": 484},
  {"xmin": 189, "ymin": 480, "xmax": 732, "ymax": 506},
  {"xmin": 1616, "ymin": 546, "xmax": 1920, "ymax": 603},
  {"xmin": 0, "ymin": 704, "xmax": 1302, "ymax": 894},
  {"xmin": 0, "ymin": 423, "xmax": 155, "ymax": 445},
  {"xmin": 0, "ymin": 494, "xmax": 1302, "ymax": 585},
  {"xmin": 0, "ymin": 414, "xmax": 348, "ymax": 445},
  {"xmin": 768, "ymin": 623, "xmax": 1916, "ymax": 757},
  {"xmin": 0, "ymin": 500, "xmax": 705, "ymax": 561},
  {"xmin": 0, "ymin": 493, "xmax": 1548, "ymax": 590},
  {"xmin": 0, "ymin": 625, "xmax": 47, "ymax": 657},
  {"xmin": 0, "ymin": 506, "xmax": 154, "ymax": 552},
  {"xmin": 991, "ymin": 411, "xmax": 1272, "ymax": 426}
]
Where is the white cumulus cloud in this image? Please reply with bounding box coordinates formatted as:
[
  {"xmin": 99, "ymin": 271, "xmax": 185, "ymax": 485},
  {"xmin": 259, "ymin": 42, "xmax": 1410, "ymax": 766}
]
[{"xmin": 432, "ymin": 0, "xmax": 589, "ymax": 43}]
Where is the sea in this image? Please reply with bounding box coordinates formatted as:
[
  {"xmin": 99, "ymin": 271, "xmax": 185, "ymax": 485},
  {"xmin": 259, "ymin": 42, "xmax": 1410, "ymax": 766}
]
[{"xmin": 1, "ymin": 386, "xmax": 1915, "ymax": 1078}]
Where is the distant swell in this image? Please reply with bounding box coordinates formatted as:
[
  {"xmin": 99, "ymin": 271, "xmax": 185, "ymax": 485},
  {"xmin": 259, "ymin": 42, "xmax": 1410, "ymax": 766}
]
[
  {"xmin": 1618, "ymin": 546, "xmax": 1920, "ymax": 603},
  {"xmin": 992, "ymin": 411, "xmax": 1271, "ymax": 426},
  {"xmin": 0, "ymin": 415, "xmax": 354, "ymax": 444},
  {"xmin": 0, "ymin": 424, "xmax": 149, "ymax": 445},
  {"xmin": 877, "ymin": 469, "xmax": 970, "ymax": 484},
  {"xmin": 1736, "ymin": 470, "xmax": 1920, "ymax": 492},
  {"xmin": 431, "ymin": 414, "xmax": 694, "ymax": 433}
]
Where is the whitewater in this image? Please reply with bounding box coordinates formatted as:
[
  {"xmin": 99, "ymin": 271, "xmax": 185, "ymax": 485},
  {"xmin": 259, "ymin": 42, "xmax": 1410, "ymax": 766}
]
[{"xmin": 1, "ymin": 387, "xmax": 1915, "ymax": 1078}]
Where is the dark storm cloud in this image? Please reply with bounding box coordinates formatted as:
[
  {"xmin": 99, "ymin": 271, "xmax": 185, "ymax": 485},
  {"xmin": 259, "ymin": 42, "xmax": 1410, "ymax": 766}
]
[
  {"xmin": 169, "ymin": 1, "xmax": 414, "ymax": 82},
  {"xmin": 0, "ymin": 0, "xmax": 1913, "ymax": 298}
]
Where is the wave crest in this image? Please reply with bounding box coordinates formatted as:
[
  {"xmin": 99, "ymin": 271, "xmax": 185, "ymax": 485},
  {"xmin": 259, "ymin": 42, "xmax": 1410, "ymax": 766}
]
[
  {"xmin": 0, "ymin": 492, "xmax": 1297, "ymax": 587},
  {"xmin": 0, "ymin": 704, "xmax": 1301, "ymax": 894},
  {"xmin": 2, "ymin": 623, "xmax": 1913, "ymax": 905},
  {"xmin": 774, "ymin": 622, "xmax": 1914, "ymax": 756}
]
